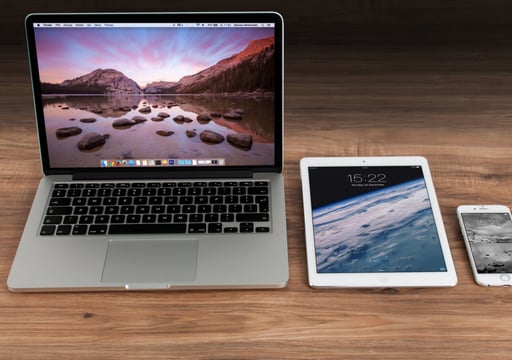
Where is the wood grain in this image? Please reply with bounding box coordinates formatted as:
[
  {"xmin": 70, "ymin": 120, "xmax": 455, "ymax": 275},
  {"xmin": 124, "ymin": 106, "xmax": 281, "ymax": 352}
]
[{"xmin": 2, "ymin": 1, "xmax": 512, "ymax": 358}]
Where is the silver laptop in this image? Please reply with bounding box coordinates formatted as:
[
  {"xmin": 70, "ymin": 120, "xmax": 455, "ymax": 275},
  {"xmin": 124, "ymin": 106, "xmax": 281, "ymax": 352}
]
[{"xmin": 8, "ymin": 12, "xmax": 288, "ymax": 291}]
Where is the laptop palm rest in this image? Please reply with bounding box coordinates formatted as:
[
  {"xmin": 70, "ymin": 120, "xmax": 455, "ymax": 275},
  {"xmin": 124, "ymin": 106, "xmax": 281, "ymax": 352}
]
[{"xmin": 101, "ymin": 238, "xmax": 198, "ymax": 285}]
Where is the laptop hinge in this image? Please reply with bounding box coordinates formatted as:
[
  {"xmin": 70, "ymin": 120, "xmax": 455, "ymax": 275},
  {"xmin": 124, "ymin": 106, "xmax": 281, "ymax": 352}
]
[{"xmin": 72, "ymin": 170, "xmax": 254, "ymax": 181}]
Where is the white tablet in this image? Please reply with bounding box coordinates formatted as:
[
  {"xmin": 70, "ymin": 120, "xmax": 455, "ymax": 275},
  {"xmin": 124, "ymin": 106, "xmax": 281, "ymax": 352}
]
[{"xmin": 300, "ymin": 156, "xmax": 457, "ymax": 288}]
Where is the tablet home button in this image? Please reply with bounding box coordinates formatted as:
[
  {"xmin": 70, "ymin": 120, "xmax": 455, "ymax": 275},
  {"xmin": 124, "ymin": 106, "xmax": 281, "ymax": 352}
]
[{"xmin": 500, "ymin": 274, "xmax": 510, "ymax": 282}]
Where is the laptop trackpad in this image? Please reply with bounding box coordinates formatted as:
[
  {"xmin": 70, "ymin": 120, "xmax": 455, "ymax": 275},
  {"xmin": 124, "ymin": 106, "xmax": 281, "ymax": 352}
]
[{"xmin": 102, "ymin": 238, "xmax": 198, "ymax": 284}]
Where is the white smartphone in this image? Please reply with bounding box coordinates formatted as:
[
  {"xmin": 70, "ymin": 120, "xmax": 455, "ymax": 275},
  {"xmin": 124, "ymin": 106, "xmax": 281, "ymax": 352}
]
[{"xmin": 456, "ymin": 205, "xmax": 512, "ymax": 287}]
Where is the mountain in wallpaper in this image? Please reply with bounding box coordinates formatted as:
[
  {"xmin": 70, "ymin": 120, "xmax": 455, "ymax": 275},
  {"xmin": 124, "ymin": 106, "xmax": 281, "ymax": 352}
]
[{"xmin": 40, "ymin": 36, "xmax": 275, "ymax": 95}]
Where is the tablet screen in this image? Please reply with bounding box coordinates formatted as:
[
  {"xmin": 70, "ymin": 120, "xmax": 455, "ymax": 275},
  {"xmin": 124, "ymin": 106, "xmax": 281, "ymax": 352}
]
[{"xmin": 308, "ymin": 165, "xmax": 447, "ymax": 273}]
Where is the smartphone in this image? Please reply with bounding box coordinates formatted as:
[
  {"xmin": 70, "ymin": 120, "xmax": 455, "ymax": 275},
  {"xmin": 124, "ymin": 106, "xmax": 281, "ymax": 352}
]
[{"xmin": 456, "ymin": 205, "xmax": 512, "ymax": 287}]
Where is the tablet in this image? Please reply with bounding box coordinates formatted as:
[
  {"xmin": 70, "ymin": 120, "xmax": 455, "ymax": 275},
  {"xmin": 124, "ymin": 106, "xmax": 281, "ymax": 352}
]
[{"xmin": 300, "ymin": 156, "xmax": 457, "ymax": 288}]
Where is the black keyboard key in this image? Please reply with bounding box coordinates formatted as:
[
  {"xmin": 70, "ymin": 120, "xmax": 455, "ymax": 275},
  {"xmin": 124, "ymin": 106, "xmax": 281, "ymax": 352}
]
[
  {"xmin": 127, "ymin": 215, "xmax": 141, "ymax": 223},
  {"xmin": 40, "ymin": 225, "xmax": 56, "ymax": 235},
  {"xmin": 221, "ymin": 213, "xmax": 234, "ymax": 222},
  {"xmin": 82, "ymin": 189, "xmax": 97, "ymax": 197},
  {"xmin": 103, "ymin": 197, "xmax": 117, "ymax": 206},
  {"xmin": 210, "ymin": 196, "xmax": 223, "ymax": 204},
  {"xmin": 74, "ymin": 206, "xmax": 88, "ymax": 215},
  {"xmin": 97, "ymin": 188, "xmax": 112, "ymax": 197},
  {"xmin": 167, "ymin": 205, "xmax": 180, "ymax": 213},
  {"xmin": 111, "ymin": 215, "xmax": 125, "ymax": 223},
  {"xmin": 72, "ymin": 198, "xmax": 87, "ymax": 206},
  {"xmin": 47, "ymin": 206, "xmax": 73, "ymax": 215},
  {"xmin": 134, "ymin": 197, "xmax": 147, "ymax": 205},
  {"xmin": 243, "ymin": 204, "xmax": 258, "ymax": 213},
  {"xmin": 89, "ymin": 206, "xmax": 104, "ymax": 215},
  {"xmin": 108, "ymin": 224, "xmax": 187, "ymax": 234},
  {"xmin": 120, "ymin": 206, "xmax": 135, "ymax": 214},
  {"xmin": 79, "ymin": 215, "xmax": 94, "ymax": 224},
  {"xmin": 248, "ymin": 187, "xmax": 269, "ymax": 195},
  {"xmin": 203, "ymin": 187, "xmax": 217, "ymax": 196},
  {"xmin": 158, "ymin": 214, "xmax": 172, "ymax": 222},
  {"xmin": 195, "ymin": 196, "xmax": 209, "ymax": 205},
  {"xmin": 149, "ymin": 197, "xmax": 163, "ymax": 205},
  {"xmin": 217, "ymin": 187, "xmax": 231, "ymax": 195},
  {"xmin": 225, "ymin": 196, "xmax": 238, "ymax": 204},
  {"xmin": 174, "ymin": 214, "xmax": 188, "ymax": 222},
  {"xmin": 119, "ymin": 197, "xmax": 132, "ymax": 205},
  {"xmin": 52, "ymin": 189, "xmax": 67, "ymax": 197},
  {"xmin": 208, "ymin": 223, "xmax": 223, "ymax": 233},
  {"xmin": 63, "ymin": 215, "xmax": 78, "ymax": 224},
  {"xmin": 240, "ymin": 223, "xmax": 254, "ymax": 233},
  {"xmin": 240, "ymin": 195, "xmax": 253, "ymax": 204},
  {"xmin": 256, "ymin": 227, "xmax": 270, "ymax": 233},
  {"xmin": 95, "ymin": 215, "xmax": 110, "ymax": 224},
  {"xmin": 67, "ymin": 189, "xmax": 82, "ymax": 197},
  {"xmin": 224, "ymin": 227, "xmax": 238, "ymax": 233},
  {"xmin": 151, "ymin": 205, "xmax": 165, "ymax": 213},
  {"xmin": 233, "ymin": 187, "xmax": 246, "ymax": 195},
  {"xmin": 87, "ymin": 197, "xmax": 102, "ymax": 206},
  {"xmin": 228, "ymin": 204, "xmax": 242, "ymax": 213},
  {"xmin": 198, "ymin": 205, "xmax": 211, "ymax": 213},
  {"xmin": 188, "ymin": 223, "xmax": 206, "ymax": 233},
  {"xmin": 105, "ymin": 206, "xmax": 119, "ymax": 215},
  {"xmin": 49, "ymin": 198, "xmax": 71, "ymax": 206},
  {"xmin": 142, "ymin": 214, "xmax": 156, "ymax": 223},
  {"xmin": 143, "ymin": 188, "xmax": 157, "ymax": 196},
  {"xmin": 56, "ymin": 225, "xmax": 72, "ymax": 235},
  {"xmin": 189, "ymin": 214, "xmax": 203, "ymax": 222},
  {"xmin": 44, "ymin": 215, "xmax": 62, "ymax": 224},
  {"xmin": 136, "ymin": 205, "xmax": 150, "ymax": 214},
  {"xmin": 182, "ymin": 205, "xmax": 196, "ymax": 213},
  {"xmin": 72, "ymin": 225, "xmax": 88, "ymax": 235},
  {"xmin": 179, "ymin": 196, "xmax": 193, "ymax": 204},
  {"xmin": 205, "ymin": 214, "xmax": 218, "ymax": 222},
  {"xmin": 213, "ymin": 204, "xmax": 227, "ymax": 213},
  {"xmin": 54, "ymin": 183, "xmax": 69, "ymax": 189},
  {"xmin": 89, "ymin": 225, "xmax": 108, "ymax": 235}
]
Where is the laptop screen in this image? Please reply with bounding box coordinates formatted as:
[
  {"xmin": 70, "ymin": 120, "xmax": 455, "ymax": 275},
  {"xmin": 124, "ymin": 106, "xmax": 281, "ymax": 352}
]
[{"xmin": 25, "ymin": 13, "xmax": 282, "ymax": 174}]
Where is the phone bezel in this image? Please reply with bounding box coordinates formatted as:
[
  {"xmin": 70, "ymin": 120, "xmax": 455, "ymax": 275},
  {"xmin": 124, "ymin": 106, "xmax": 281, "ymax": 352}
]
[{"xmin": 456, "ymin": 204, "xmax": 512, "ymax": 287}]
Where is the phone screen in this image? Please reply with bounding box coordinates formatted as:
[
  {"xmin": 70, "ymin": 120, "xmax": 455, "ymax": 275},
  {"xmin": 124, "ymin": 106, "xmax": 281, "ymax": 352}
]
[{"xmin": 460, "ymin": 212, "xmax": 512, "ymax": 273}]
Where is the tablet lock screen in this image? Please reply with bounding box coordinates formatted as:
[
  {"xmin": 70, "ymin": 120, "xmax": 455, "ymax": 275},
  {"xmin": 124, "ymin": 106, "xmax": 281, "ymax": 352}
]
[{"xmin": 308, "ymin": 166, "xmax": 447, "ymax": 273}]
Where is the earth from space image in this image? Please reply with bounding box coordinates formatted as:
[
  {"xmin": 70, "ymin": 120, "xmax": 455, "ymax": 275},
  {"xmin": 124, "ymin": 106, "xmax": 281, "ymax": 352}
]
[{"xmin": 312, "ymin": 178, "xmax": 447, "ymax": 273}]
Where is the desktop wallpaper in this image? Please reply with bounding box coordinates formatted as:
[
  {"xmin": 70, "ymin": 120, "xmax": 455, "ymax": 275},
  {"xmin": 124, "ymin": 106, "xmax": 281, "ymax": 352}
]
[{"xmin": 34, "ymin": 25, "xmax": 276, "ymax": 168}]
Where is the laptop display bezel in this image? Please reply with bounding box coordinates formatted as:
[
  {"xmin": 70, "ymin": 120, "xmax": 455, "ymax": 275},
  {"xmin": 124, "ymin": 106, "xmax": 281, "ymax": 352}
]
[{"xmin": 25, "ymin": 12, "xmax": 283, "ymax": 176}]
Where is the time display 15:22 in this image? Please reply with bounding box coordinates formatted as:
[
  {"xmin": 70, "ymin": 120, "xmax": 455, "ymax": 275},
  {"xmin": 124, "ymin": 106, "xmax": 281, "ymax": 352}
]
[{"xmin": 346, "ymin": 173, "xmax": 387, "ymax": 187}]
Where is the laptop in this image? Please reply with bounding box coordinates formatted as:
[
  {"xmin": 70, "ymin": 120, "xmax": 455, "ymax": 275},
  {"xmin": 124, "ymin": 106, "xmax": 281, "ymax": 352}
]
[{"xmin": 7, "ymin": 12, "xmax": 288, "ymax": 291}]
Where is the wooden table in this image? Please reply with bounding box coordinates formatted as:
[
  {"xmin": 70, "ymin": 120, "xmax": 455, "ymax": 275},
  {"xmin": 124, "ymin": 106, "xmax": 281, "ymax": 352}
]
[{"xmin": 2, "ymin": 3, "xmax": 512, "ymax": 358}]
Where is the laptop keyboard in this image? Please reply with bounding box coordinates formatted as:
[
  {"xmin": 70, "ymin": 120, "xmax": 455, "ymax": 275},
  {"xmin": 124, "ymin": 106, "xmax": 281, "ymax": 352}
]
[{"xmin": 40, "ymin": 180, "xmax": 271, "ymax": 236}]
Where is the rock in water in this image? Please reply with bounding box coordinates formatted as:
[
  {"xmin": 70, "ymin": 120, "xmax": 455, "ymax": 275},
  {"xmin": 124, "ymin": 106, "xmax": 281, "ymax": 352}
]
[
  {"xmin": 138, "ymin": 106, "xmax": 151, "ymax": 114},
  {"xmin": 157, "ymin": 112, "xmax": 170, "ymax": 118},
  {"xmin": 112, "ymin": 118, "xmax": 136, "ymax": 128},
  {"xmin": 132, "ymin": 116, "xmax": 147, "ymax": 123},
  {"xmin": 79, "ymin": 117, "xmax": 96, "ymax": 123},
  {"xmin": 77, "ymin": 133, "xmax": 106, "ymax": 150},
  {"xmin": 197, "ymin": 113, "xmax": 212, "ymax": 122},
  {"xmin": 56, "ymin": 126, "xmax": 82, "ymax": 138},
  {"xmin": 200, "ymin": 130, "xmax": 225, "ymax": 144},
  {"xmin": 186, "ymin": 130, "xmax": 197, "ymax": 138},
  {"xmin": 156, "ymin": 130, "xmax": 174, "ymax": 137},
  {"xmin": 227, "ymin": 134, "xmax": 253, "ymax": 150}
]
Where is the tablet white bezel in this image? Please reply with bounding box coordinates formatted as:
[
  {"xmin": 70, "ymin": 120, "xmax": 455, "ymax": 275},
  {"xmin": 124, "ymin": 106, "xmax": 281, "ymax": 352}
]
[{"xmin": 300, "ymin": 156, "xmax": 457, "ymax": 288}]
